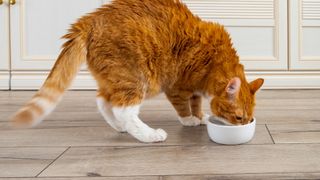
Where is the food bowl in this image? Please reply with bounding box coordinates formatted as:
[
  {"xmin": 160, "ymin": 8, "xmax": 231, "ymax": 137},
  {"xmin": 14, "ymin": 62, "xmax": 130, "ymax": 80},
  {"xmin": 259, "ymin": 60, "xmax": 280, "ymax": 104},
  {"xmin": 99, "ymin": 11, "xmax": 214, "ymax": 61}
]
[{"xmin": 207, "ymin": 116, "xmax": 256, "ymax": 145}]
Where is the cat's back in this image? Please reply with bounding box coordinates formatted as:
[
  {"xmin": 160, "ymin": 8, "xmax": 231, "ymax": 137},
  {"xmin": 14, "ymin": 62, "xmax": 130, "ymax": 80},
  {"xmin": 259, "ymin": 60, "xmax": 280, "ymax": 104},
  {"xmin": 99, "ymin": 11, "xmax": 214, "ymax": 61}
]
[
  {"xmin": 84, "ymin": 0, "xmax": 199, "ymax": 58},
  {"xmin": 110, "ymin": 0, "xmax": 189, "ymax": 16},
  {"xmin": 89, "ymin": 0, "xmax": 198, "ymax": 36}
]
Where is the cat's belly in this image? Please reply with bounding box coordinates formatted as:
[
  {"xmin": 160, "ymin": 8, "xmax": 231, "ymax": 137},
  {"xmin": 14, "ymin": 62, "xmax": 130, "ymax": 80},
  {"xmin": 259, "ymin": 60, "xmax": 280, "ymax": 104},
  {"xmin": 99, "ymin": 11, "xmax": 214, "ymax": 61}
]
[{"xmin": 145, "ymin": 83, "xmax": 162, "ymax": 99}]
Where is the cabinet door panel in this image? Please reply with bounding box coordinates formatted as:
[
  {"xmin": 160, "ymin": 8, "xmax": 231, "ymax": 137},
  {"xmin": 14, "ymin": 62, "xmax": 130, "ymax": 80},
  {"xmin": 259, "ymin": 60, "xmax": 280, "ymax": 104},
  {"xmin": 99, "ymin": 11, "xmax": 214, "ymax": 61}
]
[
  {"xmin": 10, "ymin": 0, "xmax": 106, "ymax": 70},
  {"xmin": 227, "ymin": 27, "xmax": 274, "ymax": 57},
  {"xmin": 0, "ymin": 2, "xmax": 9, "ymax": 89},
  {"xmin": 183, "ymin": 0, "xmax": 288, "ymax": 70},
  {"xmin": 290, "ymin": 0, "xmax": 320, "ymax": 70},
  {"xmin": 302, "ymin": 28, "xmax": 320, "ymax": 57}
]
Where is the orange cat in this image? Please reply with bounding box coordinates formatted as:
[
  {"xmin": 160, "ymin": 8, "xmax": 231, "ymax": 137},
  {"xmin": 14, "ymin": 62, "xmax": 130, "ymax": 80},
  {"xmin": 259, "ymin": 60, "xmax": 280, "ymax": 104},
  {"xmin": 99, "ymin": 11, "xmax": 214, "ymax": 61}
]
[{"xmin": 11, "ymin": 0, "xmax": 264, "ymax": 143}]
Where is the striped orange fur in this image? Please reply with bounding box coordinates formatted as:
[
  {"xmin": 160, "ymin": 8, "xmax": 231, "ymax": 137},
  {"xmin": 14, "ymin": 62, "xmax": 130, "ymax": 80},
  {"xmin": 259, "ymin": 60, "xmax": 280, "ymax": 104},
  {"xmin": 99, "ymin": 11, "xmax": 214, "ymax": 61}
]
[
  {"xmin": 11, "ymin": 0, "xmax": 263, "ymax": 128},
  {"xmin": 11, "ymin": 27, "xmax": 87, "ymax": 127}
]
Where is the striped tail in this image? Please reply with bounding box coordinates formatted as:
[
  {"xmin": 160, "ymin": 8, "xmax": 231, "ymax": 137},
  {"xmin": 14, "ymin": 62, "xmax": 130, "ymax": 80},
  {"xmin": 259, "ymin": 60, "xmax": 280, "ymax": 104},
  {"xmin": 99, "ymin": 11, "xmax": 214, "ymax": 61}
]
[{"xmin": 11, "ymin": 25, "xmax": 88, "ymax": 128}]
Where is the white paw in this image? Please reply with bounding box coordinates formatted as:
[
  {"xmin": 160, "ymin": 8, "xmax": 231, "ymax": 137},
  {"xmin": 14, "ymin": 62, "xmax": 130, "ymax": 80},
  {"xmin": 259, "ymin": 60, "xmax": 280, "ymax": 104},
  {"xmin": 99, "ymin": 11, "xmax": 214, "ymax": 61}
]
[
  {"xmin": 178, "ymin": 116, "xmax": 201, "ymax": 126},
  {"xmin": 143, "ymin": 128, "xmax": 168, "ymax": 143},
  {"xmin": 129, "ymin": 127, "xmax": 168, "ymax": 143},
  {"xmin": 151, "ymin": 128, "xmax": 168, "ymax": 142},
  {"xmin": 200, "ymin": 114, "xmax": 210, "ymax": 125}
]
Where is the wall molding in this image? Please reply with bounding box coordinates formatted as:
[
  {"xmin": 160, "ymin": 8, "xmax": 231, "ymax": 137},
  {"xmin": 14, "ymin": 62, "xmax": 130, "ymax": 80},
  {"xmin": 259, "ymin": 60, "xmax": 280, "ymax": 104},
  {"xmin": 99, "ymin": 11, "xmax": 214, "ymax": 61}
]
[{"xmin": 9, "ymin": 71, "xmax": 320, "ymax": 90}]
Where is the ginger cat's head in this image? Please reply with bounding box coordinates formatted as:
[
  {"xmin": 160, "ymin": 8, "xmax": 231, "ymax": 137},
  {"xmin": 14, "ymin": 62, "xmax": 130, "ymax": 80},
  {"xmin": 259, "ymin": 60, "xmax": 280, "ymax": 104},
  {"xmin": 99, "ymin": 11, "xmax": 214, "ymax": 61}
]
[{"xmin": 210, "ymin": 77, "xmax": 264, "ymax": 125}]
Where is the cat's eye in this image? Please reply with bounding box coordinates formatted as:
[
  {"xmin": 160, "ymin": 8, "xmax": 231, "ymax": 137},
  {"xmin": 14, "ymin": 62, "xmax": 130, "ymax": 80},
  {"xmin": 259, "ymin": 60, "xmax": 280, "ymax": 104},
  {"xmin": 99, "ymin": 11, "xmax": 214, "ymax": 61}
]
[{"xmin": 236, "ymin": 116, "xmax": 242, "ymax": 121}]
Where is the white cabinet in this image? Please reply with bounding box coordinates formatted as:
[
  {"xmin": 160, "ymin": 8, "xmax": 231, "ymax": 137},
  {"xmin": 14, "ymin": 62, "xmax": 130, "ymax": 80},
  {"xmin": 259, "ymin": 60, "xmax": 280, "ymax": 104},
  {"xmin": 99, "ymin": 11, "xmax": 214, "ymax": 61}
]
[
  {"xmin": 290, "ymin": 0, "xmax": 320, "ymax": 70},
  {"xmin": 1, "ymin": 0, "xmax": 320, "ymax": 89},
  {"xmin": 10, "ymin": 0, "xmax": 105, "ymax": 70},
  {"xmin": 0, "ymin": 1, "xmax": 9, "ymax": 89},
  {"xmin": 183, "ymin": 0, "xmax": 288, "ymax": 70},
  {"xmin": 9, "ymin": 0, "xmax": 108, "ymax": 89}
]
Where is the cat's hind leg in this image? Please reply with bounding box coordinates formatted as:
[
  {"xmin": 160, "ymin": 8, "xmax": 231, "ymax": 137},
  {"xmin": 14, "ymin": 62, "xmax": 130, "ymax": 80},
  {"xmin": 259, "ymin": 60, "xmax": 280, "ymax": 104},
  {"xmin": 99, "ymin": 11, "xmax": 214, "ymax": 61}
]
[{"xmin": 96, "ymin": 94, "xmax": 126, "ymax": 133}]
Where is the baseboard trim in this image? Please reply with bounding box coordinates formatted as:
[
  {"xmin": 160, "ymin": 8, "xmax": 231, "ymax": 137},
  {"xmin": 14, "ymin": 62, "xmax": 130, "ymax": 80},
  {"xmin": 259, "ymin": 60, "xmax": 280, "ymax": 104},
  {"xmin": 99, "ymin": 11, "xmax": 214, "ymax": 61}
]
[
  {"xmin": 10, "ymin": 71, "xmax": 320, "ymax": 90},
  {"xmin": 246, "ymin": 71, "xmax": 320, "ymax": 89},
  {"xmin": 11, "ymin": 71, "xmax": 97, "ymax": 90},
  {"xmin": 0, "ymin": 71, "xmax": 10, "ymax": 90}
]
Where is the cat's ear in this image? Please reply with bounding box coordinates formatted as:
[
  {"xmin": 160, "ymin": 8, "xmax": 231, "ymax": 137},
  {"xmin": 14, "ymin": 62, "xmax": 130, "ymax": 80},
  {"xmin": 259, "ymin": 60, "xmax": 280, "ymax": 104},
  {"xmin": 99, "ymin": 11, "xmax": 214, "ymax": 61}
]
[
  {"xmin": 249, "ymin": 78, "xmax": 264, "ymax": 94},
  {"xmin": 226, "ymin": 77, "xmax": 241, "ymax": 99}
]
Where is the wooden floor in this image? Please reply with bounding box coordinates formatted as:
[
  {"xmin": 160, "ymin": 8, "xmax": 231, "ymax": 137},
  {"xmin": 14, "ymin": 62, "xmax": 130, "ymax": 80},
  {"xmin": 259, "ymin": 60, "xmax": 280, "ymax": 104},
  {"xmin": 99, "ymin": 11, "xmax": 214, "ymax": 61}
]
[{"xmin": 0, "ymin": 90, "xmax": 320, "ymax": 179}]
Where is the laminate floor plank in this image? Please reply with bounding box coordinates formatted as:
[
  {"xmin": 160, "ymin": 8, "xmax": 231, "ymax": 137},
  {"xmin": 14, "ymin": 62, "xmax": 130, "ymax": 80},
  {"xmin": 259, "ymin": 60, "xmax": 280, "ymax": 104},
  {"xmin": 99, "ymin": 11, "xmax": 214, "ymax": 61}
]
[
  {"xmin": 0, "ymin": 147, "xmax": 67, "ymax": 178},
  {"xmin": 39, "ymin": 144, "xmax": 320, "ymax": 177},
  {"xmin": 0, "ymin": 122, "xmax": 272, "ymax": 147},
  {"xmin": 2, "ymin": 109, "xmax": 320, "ymax": 125},
  {"xmin": 2, "ymin": 91, "xmax": 320, "ymax": 113},
  {"xmin": 268, "ymin": 123, "xmax": 320, "ymax": 144},
  {"xmin": 162, "ymin": 173, "xmax": 320, "ymax": 180},
  {"xmin": 0, "ymin": 177, "xmax": 159, "ymax": 180}
]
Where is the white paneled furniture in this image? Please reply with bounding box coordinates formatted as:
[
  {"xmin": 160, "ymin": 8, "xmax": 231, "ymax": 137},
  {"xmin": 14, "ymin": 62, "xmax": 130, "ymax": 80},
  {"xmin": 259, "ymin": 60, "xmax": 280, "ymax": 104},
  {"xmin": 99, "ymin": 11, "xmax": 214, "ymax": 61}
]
[{"xmin": 1, "ymin": 0, "xmax": 320, "ymax": 89}]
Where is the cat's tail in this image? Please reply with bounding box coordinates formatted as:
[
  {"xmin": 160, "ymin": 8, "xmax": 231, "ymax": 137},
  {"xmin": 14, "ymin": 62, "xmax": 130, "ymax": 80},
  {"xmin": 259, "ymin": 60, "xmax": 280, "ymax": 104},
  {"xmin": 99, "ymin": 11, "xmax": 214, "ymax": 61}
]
[{"xmin": 10, "ymin": 24, "xmax": 89, "ymax": 128}]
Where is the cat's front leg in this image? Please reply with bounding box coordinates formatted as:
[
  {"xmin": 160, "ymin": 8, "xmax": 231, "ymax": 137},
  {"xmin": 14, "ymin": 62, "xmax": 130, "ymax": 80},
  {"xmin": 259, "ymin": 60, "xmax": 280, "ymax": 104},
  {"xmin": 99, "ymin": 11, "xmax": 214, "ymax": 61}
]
[
  {"xmin": 96, "ymin": 96, "xmax": 127, "ymax": 133},
  {"xmin": 166, "ymin": 91, "xmax": 202, "ymax": 127},
  {"xmin": 190, "ymin": 94, "xmax": 210, "ymax": 125},
  {"xmin": 112, "ymin": 105, "xmax": 167, "ymax": 143},
  {"xmin": 97, "ymin": 87, "xmax": 167, "ymax": 143}
]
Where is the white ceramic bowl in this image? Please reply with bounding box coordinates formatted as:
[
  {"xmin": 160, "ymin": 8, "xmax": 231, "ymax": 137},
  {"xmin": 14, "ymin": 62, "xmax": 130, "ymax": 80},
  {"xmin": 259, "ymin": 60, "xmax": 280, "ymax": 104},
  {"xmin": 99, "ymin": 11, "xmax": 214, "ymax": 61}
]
[{"xmin": 207, "ymin": 117, "xmax": 256, "ymax": 145}]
